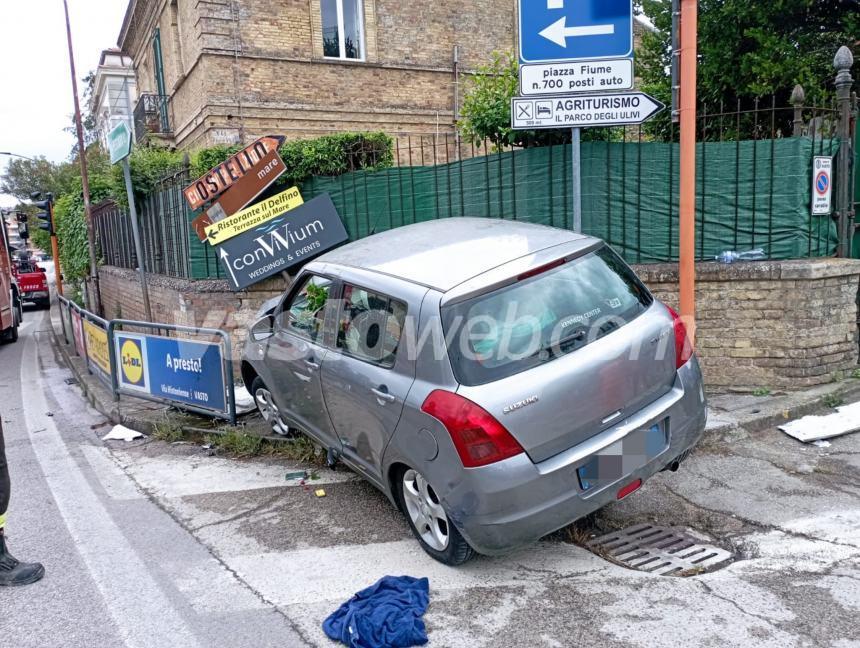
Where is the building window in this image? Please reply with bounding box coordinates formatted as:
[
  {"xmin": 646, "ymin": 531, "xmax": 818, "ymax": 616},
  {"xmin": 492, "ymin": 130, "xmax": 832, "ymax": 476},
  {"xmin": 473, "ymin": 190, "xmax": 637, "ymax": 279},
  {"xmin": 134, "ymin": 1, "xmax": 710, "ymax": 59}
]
[{"xmin": 321, "ymin": 0, "xmax": 364, "ymax": 61}]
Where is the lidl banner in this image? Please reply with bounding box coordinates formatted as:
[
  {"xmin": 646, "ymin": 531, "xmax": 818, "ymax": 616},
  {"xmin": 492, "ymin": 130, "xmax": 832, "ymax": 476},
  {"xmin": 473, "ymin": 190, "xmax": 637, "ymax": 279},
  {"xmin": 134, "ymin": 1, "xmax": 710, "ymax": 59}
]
[
  {"xmin": 83, "ymin": 320, "xmax": 112, "ymax": 386},
  {"xmin": 114, "ymin": 332, "xmax": 227, "ymax": 413},
  {"xmin": 115, "ymin": 333, "xmax": 150, "ymax": 394}
]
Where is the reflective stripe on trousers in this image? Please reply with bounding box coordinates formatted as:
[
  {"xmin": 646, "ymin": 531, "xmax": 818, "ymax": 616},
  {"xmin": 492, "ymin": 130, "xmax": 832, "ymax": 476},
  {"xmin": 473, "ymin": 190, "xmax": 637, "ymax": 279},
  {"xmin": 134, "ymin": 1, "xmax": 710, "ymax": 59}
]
[{"xmin": 0, "ymin": 420, "xmax": 9, "ymax": 528}]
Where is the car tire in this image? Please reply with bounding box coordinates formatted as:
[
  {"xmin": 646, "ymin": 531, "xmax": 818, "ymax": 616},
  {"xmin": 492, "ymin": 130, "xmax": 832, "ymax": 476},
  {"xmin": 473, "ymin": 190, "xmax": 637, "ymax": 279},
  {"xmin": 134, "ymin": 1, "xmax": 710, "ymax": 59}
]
[
  {"xmin": 1, "ymin": 320, "xmax": 17, "ymax": 344},
  {"xmin": 250, "ymin": 376, "xmax": 294, "ymax": 437},
  {"xmin": 395, "ymin": 466, "xmax": 475, "ymax": 566}
]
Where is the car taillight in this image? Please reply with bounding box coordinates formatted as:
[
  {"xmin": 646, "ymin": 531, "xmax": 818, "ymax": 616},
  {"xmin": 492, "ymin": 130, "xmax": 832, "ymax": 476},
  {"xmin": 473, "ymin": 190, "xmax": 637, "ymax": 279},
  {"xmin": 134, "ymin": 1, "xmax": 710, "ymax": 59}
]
[
  {"xmin": 421, "ymin": 390, "xmax": 525, "ymax": 468},
  {"xmin": 666, "ymin": 305, "xmax": 693, "ymax": 369}
]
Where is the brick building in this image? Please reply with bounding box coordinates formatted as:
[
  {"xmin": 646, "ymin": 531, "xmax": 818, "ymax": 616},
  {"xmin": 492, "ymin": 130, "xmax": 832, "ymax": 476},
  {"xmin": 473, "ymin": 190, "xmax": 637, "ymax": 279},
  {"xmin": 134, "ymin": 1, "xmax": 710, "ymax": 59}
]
[
  {"xmin": 118, "ymin": 1, "xmax": 651, "ymax": 151},
  {"xmin": 118, "ymin": 0, "xmax": 520, "ymax": 150}
]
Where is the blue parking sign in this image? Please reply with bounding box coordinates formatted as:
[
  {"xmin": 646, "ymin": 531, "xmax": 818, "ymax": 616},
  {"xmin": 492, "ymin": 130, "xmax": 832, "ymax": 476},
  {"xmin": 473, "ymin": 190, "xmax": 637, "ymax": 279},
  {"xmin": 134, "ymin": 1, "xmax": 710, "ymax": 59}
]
[{"xmin": 519, "ymin": 0, "xmax": 634, "ymax": 63}]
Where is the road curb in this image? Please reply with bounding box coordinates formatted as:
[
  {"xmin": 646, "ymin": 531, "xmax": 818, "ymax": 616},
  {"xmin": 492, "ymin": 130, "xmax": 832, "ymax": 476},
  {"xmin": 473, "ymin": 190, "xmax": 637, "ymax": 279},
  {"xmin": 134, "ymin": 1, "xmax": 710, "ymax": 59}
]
[
  {"xmin": 50, "ymin": 312, "xmax": 150, "ymax": 432},
  {"xmin": 705, "ymin": 381, "xmax": 860, "ymax": 439}
]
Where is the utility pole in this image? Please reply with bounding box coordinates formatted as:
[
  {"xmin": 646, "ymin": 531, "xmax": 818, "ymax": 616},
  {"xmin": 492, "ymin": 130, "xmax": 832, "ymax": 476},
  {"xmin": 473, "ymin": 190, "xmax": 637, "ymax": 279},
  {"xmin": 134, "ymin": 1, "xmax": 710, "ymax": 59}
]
[
  {"xmin": 678, "ymin": 0, "xmax": 698, "ymax": 344},
  {"xmin": 62, "ymin": 0, "xmax": 102, "ymax": 315}
]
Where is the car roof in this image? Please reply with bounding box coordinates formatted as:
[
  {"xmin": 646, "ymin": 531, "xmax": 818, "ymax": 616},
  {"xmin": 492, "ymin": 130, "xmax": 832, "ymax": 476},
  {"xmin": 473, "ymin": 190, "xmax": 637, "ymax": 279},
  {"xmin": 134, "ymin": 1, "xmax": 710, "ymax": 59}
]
[{"xmin": 315, "ymin": 217, "xmax": 595, "ymax": 291}]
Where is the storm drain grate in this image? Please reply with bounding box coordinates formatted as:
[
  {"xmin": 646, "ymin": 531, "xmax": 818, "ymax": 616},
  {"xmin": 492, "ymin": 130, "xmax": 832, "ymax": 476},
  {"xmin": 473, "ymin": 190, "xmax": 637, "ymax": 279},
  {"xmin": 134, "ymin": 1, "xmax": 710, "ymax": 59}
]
[{"xmin": 588, "ymin": 524, "xmax": 733, "ymax": 576}]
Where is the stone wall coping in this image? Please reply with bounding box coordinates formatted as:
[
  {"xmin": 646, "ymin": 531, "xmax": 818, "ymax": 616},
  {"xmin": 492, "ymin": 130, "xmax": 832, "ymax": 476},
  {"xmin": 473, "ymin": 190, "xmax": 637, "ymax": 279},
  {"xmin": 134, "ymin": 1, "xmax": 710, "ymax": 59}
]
[
  {"xmin": 632, "ymin": 258, "xmax": 860, "ymax": 283},
  {"xmin": 102, "ymin": 257, "xmax": 860, "ymax": 295},
  {"xmin": 99, "ymin": 265, "xmax": 288, "ymax": 295}
]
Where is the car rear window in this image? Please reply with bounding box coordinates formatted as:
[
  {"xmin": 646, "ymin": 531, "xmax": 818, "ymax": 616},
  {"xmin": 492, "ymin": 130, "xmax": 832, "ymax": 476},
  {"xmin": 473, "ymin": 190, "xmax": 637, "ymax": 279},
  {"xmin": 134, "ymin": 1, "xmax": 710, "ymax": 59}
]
[{"xmin": 441, "ymin": 246, "xmax": 653, "ymax": 386}]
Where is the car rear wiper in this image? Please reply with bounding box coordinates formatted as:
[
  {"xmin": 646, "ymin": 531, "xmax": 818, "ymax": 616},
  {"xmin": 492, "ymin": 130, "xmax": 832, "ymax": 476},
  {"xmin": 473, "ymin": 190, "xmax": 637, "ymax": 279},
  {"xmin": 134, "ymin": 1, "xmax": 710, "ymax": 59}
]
[{"xmin": 530, "ymin": 330, "xmax": 587, "ymax": 360}]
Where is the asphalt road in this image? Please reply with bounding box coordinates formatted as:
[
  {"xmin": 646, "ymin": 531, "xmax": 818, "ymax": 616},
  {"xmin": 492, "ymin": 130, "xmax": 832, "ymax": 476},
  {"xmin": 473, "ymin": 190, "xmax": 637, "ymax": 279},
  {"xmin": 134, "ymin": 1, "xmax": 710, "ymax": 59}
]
[
  {"xmin": 1, "ymin": 305, "xmax": 859, "ymax": 647},
  {"xmin": 0, "ymin": 308, "xmax": 307, "ymax": 648}
]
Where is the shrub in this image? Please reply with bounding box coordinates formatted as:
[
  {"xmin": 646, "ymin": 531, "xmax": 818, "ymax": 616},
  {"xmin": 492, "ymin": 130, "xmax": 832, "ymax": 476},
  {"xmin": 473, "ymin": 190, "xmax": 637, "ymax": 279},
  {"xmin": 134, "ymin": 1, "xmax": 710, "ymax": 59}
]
[
  {"xmin": 458, "ymin": 51, "xmax": 570, "ymax": 149},
  {"xmin": 188, "ymin": 132, "xmax": 394, "ymax": 190}
]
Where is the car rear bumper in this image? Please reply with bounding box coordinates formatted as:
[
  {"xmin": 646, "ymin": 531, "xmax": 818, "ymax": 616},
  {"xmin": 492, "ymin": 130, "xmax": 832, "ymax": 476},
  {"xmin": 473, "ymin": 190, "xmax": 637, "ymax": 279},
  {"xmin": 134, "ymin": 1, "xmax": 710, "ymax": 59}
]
[{"xmin": 445, "ymin": 357, "xmax": 708, "ymax": 556}]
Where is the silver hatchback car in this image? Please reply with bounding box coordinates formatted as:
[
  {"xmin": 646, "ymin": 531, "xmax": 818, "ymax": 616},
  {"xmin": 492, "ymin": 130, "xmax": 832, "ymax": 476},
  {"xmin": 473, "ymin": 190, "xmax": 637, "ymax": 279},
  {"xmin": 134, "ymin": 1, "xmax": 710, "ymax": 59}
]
[{"xmin": 242, "ymin": 218, "xmax": 707, "ymax": 565}]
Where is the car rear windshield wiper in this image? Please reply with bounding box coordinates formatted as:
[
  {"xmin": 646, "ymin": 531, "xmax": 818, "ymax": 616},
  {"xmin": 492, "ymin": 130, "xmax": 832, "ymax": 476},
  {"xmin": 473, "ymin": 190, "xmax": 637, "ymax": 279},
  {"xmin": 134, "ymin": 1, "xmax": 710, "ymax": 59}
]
[{"xmin": 530, "ymin": 329, "xmax": 587, "ymax": 360}]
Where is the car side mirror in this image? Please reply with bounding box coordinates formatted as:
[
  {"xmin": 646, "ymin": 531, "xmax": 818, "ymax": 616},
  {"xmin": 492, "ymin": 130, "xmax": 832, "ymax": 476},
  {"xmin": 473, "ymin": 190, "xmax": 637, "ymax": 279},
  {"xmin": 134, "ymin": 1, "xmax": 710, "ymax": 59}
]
[{"xmin": 250, "ymin": 314, "xmax": 275, "ymax": 342}]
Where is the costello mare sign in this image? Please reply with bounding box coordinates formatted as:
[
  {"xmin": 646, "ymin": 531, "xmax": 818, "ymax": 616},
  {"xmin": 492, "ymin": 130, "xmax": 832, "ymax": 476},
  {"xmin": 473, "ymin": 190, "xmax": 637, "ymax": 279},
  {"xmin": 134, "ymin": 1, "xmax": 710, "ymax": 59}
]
[
  {"xmin": 183, "ymin": 136, "xmax": 285, "ymax": 211},
  {"xmin": 114, "ymin": 332, "xmax": 227, "ymax": 413},
  {"xmin": 217, "ymin": 194, "xmax": 349, "ymax": 291}
]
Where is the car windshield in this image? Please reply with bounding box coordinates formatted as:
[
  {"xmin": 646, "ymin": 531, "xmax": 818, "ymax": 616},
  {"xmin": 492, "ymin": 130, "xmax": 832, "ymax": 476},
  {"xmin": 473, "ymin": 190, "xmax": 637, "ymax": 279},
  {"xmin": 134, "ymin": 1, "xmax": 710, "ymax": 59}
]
[{"xmin": 441, "ymin": 246, "xmax": 653, "ymax": 386}]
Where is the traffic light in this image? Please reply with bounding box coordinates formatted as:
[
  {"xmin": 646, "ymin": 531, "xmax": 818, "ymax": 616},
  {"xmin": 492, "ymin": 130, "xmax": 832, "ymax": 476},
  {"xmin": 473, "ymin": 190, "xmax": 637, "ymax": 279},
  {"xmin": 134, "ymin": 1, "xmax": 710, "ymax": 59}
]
[
  {"xmin": 15, "ymin": 212, "xmax": 27, "ymax": 224},
  {"xmin": 32, "ymin": 192, "xmax": 55, "ymax": 236}
]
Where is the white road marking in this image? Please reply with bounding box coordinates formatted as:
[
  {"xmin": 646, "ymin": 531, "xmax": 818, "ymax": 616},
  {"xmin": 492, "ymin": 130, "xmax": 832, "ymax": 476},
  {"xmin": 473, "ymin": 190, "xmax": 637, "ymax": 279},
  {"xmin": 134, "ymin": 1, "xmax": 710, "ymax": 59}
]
[
  {"xmin": 20, "ymin": 334, "xmax": 203, "ymax": 648},
  {"xmin": 80, "ymin": 444, "xmax": 146, "ymax": 501}
]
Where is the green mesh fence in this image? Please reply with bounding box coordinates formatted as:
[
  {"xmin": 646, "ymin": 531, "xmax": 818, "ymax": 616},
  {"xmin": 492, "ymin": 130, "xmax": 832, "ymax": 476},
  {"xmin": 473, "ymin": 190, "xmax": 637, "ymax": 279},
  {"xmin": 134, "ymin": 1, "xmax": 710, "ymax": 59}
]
[
  {"xmin": 302, "ymin": 136, "xmax": 838, "ymax": 264},
  {"xmin": 109, "ymin": 136, "xmax": 839, "ymax": 281}
]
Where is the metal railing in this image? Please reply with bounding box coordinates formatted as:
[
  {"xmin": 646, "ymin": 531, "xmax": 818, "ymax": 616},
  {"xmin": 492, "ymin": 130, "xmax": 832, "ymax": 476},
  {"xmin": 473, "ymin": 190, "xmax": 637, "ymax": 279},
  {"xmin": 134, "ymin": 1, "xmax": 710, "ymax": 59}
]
[
  {"xmin": 57, "ymin": 296, "xmax": 236, "ymax": 423},
  {"xmin": 95, "ymin": 89, "xmax": 856, "ymax": 277},
  {"xmin": 133, "ymin": 93, "xmax": 172, "ymax": 141}
]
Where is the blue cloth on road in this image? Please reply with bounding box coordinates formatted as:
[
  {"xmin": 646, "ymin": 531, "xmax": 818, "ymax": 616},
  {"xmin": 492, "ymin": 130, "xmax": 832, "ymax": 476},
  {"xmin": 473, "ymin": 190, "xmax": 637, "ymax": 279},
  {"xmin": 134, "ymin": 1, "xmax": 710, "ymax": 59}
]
[{"xmin": 322, "ymin": 575, "xmax": 430, "ymax": 648}]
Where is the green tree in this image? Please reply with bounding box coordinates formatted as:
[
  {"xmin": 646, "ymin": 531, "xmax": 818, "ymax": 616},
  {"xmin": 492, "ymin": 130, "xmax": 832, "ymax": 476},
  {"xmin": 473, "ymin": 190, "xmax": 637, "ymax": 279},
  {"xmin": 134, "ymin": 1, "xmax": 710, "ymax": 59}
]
[
  {"xmin": 458, "ymin": 51, "xmax": 571, "ymax": 149},
  {"xmin": 639, "ymin": 0, "xmax": 860, "ymax": 123},
  {"xmin": 1, "ymin": 157, "xmax": 79, "ymax": 202}
]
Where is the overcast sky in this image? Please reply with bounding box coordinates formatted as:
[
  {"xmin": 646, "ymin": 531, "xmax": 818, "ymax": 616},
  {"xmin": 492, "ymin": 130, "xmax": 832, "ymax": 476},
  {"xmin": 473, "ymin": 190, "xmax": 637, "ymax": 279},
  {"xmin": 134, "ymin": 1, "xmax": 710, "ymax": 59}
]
[{"xmin": 0, "ymin": 0, "xmax": 128, "ymax": 208}]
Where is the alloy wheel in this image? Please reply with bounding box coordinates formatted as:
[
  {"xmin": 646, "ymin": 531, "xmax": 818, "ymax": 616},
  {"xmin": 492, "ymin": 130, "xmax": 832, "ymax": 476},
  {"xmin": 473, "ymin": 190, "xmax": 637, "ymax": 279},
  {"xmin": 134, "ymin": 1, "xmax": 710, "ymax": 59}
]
[
  {"xmin": 402, "ymin": 469, "xmax": 449, "ymax": 551},
  {"xmin": 254, "ymin": 387, "xmax": 290, "ymax": 436}
]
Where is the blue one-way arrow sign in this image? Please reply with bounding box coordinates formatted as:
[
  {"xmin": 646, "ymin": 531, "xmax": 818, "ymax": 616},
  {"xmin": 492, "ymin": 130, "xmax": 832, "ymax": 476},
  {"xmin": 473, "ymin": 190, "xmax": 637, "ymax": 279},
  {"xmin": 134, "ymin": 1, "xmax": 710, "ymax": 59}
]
[{"xmin": 519, "ymin": 0, "xmax": 634, "ymax": 64}]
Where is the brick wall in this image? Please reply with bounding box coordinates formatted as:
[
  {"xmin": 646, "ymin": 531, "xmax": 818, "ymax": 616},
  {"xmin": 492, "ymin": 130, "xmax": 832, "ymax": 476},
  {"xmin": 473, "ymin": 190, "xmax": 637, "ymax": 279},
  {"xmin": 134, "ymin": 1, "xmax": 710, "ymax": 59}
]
[
  {"xmin": 98, "ymin": 265, "xmax": 287, "ymax": 361},
  {"xmin": 634, "ymin": 259, "xmax": 860, "ymax": 390},
  {"xmin": 99, "ymin": 258, "xmax": 860, "ymax": 390}
]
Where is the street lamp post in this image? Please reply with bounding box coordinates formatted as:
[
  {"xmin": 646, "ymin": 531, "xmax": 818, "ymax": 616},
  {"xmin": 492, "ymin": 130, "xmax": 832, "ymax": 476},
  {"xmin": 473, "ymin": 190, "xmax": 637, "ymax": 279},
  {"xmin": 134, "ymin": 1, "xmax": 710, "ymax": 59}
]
[{"xmin": 0, "ymin": 152, "xmax": 36, "ymax": 162}]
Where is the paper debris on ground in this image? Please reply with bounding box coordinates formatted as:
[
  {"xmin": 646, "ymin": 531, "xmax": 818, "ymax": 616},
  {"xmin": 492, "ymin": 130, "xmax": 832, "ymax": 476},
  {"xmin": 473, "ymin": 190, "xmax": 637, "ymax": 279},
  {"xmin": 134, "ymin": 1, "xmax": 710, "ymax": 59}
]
[
  {"xmin": 812, "ymin": 440, "xmax": 832, "ymax": 448},
  {"xmin": 779, "ymin": 401, "xmax": 860, "ymax": 442},
  {"xmin": 103, "ymin": 424, "xmax": 144, "ymax": 442},
  {"xmin": 315, "ymin": 489, "xmax": 326, "ymax": 498},
  {"xmin": 233, "ymin": 385, "xmax": 256, "ymax": 415}
]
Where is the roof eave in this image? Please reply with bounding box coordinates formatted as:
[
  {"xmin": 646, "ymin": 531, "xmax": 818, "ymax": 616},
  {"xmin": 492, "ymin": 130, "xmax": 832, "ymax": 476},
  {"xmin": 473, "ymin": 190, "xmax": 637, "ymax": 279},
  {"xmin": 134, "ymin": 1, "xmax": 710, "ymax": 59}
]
[{"xmin": 117, "ymin": 0, "xmax": 137, "ymax": 50}]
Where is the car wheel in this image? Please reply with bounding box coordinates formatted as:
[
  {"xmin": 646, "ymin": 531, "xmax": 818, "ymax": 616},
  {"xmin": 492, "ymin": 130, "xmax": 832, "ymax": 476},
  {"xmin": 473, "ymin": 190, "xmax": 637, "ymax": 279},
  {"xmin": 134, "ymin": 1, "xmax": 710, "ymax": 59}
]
[
  {"xmin": 251, "ymin": 377, "xmax": 292, "ymax": 437},
  {"xmin": 397, "ymin": 467, "xmax": 475, "ymax": 566}
]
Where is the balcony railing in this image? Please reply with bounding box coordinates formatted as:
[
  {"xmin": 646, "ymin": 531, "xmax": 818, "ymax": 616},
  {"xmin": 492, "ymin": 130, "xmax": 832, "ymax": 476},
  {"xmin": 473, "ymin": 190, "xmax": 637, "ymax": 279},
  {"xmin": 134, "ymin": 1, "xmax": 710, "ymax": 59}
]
[{"xmin": 133, "ymin": 94, "xmax": 172, "ymax": 141}]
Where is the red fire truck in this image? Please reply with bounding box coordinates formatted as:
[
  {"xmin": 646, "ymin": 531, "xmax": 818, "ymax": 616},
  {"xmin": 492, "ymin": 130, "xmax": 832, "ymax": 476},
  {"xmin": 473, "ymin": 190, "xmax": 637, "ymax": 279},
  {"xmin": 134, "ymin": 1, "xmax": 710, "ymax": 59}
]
[{"xmin": 0, "ymin": 216, "xmax": 22, "ymax": 343}]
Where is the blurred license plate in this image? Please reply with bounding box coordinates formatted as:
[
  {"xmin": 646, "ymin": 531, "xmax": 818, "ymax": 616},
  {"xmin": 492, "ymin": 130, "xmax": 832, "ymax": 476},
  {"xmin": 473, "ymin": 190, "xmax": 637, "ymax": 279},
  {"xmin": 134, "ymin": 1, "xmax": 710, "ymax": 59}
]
[{"xmin": 577, "ymin": 421, "xmax": 668, "ymax": 492}]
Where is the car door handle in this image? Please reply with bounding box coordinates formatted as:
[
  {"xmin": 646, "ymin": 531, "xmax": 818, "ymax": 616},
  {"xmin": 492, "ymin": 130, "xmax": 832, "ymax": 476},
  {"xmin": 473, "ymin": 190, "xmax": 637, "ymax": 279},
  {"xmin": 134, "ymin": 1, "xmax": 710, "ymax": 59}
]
[
  {"xmin": 293, "ymin": 371, "xmax": 312, "ymax": 383},
  {"xmin": 304, "ymin": 359, "xmax": 320, "ymax": 370},
  {"xmin": 371, "ymin": 387, "xmax": 397, "ymax": 404}
]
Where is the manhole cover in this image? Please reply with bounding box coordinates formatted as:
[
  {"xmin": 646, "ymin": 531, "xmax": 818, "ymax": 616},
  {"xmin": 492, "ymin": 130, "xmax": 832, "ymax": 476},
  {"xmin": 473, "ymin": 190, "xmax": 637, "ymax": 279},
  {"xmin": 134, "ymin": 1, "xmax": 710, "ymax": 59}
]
[{"xmin": 588, "ymin": 524, "xmax": 733, "ymax": 576}]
